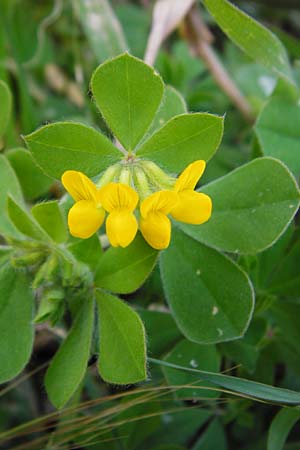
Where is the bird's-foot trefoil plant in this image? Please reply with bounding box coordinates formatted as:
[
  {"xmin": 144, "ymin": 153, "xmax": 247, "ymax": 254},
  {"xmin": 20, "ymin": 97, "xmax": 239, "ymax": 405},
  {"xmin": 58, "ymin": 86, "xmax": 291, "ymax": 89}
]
[{"xmin": 0, "ymin": 53, "xmax": 299, "ymax": 409}]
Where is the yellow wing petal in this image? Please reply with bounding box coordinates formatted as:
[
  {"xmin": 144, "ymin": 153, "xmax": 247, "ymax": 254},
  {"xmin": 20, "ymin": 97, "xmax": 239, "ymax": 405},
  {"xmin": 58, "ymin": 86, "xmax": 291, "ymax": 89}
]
[
  {"xmin": 140, "ymin": 190, "xmax": 178, "ymax": 218},
  {"xmin": 62, "ymin": 171, "xmax": 98, "ymax": 202},
  {"xmin": 106, "ymin": 210, "xmax": 138, "ymax": 247},
  {"xmin": 171, "ymin": 190, "xmax": 212, "ymax": 224},
  {"xmin": 98, "ymin": 183, "xmax": 138, "ymax": 212},
  {"xmin": 140, "ymin": 212, "xmax": 171, "ymax": 250},
  {"xmin": 68, "ymin": 200, "xmax": 105, "ymax": 238},
  {"xmin": 175, "ymin": 160, "xmax": 206, "ymax": 192}
]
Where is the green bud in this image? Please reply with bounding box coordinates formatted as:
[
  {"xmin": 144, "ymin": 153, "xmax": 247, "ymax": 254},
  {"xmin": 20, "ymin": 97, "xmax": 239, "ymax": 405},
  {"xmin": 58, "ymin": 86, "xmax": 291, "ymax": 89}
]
[
  {"xmin": 34, "ymin": 288, "xmax": 64, "ymax": 324},
  {"xmin": 97, "ymin": 163, "xmax": 121, "ymax": 188},
  {"xmin": 119, "ymin": 166, "xmax": 132, "ymax": 185},
  {"xmin": 32, "ymin": 254, "xmax": 59, "ymax": 289},
  {"xmin": 7, "ymin": 237, "xmax": 44, "ymax": 251},
  {"xmin": 11, "ymin": 251, "xmax": 45, "ymax": 268},
  {"xmin": 141, "ymin": 160, "xmax": 175, "ymax": 189},
  {"xmin": 133, "ymin": 166, "xmax": 151, "ymax": 200}
]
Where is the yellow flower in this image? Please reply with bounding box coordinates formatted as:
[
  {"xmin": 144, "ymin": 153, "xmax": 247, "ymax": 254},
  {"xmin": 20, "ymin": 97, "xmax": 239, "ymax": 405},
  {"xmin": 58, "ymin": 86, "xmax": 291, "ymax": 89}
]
[
  {"xmin": 98, "ymin": 183, "xmax": 139, "ymax": 248},
  {"xmin": 61, "ymin": 171, "xmax": 105, "ymax": 239},
  {"xmin": 171, "ymin": 160, "xmax": 212, "ymax": 224},
  {"xmin": 140, "ymin": 190, "xmax": 178, "ymax": 250}
]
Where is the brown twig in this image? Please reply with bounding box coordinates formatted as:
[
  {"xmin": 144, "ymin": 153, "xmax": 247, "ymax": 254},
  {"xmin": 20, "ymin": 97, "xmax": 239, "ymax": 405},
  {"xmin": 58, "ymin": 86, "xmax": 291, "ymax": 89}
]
[{"xmin": 184, "ymin": 6, "xmax": 254, "ymax": 123}]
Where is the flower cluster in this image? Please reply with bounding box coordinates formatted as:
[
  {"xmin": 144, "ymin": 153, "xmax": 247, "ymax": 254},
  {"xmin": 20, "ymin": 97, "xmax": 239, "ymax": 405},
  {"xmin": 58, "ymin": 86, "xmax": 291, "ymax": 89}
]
[{"xmin": 61, "ymin": 160, "xmax": 212, "ymax": 250}]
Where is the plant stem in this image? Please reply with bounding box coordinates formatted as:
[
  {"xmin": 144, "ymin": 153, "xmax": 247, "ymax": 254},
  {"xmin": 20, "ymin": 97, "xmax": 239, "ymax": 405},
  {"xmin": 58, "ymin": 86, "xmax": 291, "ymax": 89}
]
[{"xmin": 184, "ymin": 6, "xmax": 254, "ymax": 123}]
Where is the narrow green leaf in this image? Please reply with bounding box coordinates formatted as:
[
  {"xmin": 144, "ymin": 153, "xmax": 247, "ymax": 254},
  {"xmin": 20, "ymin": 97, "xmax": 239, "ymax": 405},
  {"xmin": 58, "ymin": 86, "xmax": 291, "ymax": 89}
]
[
  {"xmin": 160, "ymin": 228, "xmax": 254, "ymax": 344},
  {"xmin": 0, "ymin": 154, "xmax": 23, "ymax": 237},
  {"xmin": 32, "ymin": 201, "xmax": 67, "ymax": 243},
  {"xmin": 256, "ymin": 97, "xmax": 300, "ymax": 177},
  {"xmin": 0, "ymin": 79, "xmax": 12, "ymax": 138},
  {"xmin": 203, "ymin": 0, "xmax": 296, "ymax": 89},
  {"xmin": 91, "ymin": 53, "xmax": 164, "ymax": 151},
  {"xmin": 24, "ymin": 122, "xmax": 122, "ymax": 179},
  {"xmin": 267, "ymin": 408, "xmax": 300, "ymax": 450},
  {"xmin": 193, "ymin": 419, "xmax": 227, "ymax": 450},
  {"xmin": 149, "ymin": 358, "xmax": 300, "ymax": 405},
  {"xmin": 163, "ymin": 339, "xmax": 220, "ymax": 399},
  {"xmin": 95, "ymin": 233, "xmax": 158, "ymax": 294},
  {"xmin": 7, "ymin": 196, "xmax": 51, "ymax": 242},
  {"xmin": 6, "ymin": 148, "xmax": 52, "ymax": 200},
  {"xmin": 0, "ymin": 264, "xmax": 34, "ymax": 383},
  {"xmin": 181, "ymin": 157, "xmax": 300, "ymax": 254},
  {"xmin": 76, "ymin": 0, "xmax": 127, "ymax": 62},
  {"xmin": 137, "ymin": 113, "xmax": 224, "ymax": 172},
  {"xmin": 96, "ymin": 291, "xmax": 146, "ymax": 384},
  {"xmin": 45, "ymin": 298, "xmax": 94, "ymax": 409}
]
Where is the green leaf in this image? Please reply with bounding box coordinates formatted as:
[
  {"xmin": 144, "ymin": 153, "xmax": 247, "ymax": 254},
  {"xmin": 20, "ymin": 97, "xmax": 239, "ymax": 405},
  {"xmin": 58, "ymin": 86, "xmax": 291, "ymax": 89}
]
[
  {"xmin": 0, "ymin": 264, "xmax": 34, "ymax": 383},
  {"xmin": 45, "ymin": 297, "xmax": 94, "ymax": 409},
  {"xmin": 137, "ymin": 113, "xmax": 224, "ymax": 172},
  {"xmin": 6, "ymin": 148, "xmax": 52, "ymax": 200},
  {"xmin": 76, "ymin": 0, "xmax": 127, "ymax": 62},
  {"xmin": 160, "ymin": 228, "xmax": 254, "ymax": 344},
  {"xmin": 91, "ymin": 53, "xmax": 164, "ymax": 151},
  {"xmin": 24, "ymin": 122, "xmax": 122, "ymax": 179},
  {"xmin": 203, "ymin": 0, "xmax": 296, "ymax": 89},
  {"xmin": 256, "ymin": 97, "xmax": 300, "ymax": 177},
  {"xmin": 181, "ymin": 157, "xmax": 300, "ymax": 254},
  {"xmin": 0, "ymin": 79, "xmax": 12, "ymax": 138},
  {"xmin": 163, "ymin": 339, "xmax": 220, "ymax": 400},
  {"xmin": 68, "ymin": 234, "xmax": 102, "ymax": 271},
  {"xmin": 96, "ymin": 291, "xmax": 146, "ymax": 384},
  {"xmin": 7, "ymin": 196, "xmax": 51, "ymax": 242},
  {"xmin": 0, "ymin": 155, "xmax": 23, "ymax": 237},
  {"xmin": 147, "ymin": 85, "xmax": 187, "ymax": 137},
  {"xmin": 31, "ymin": 201, "xmax": 67, "ymax": 243},
  {"xmin": 94, "ymin": 233, "xmax": 158, "ymax": 294},
  {"xmin": 267, "ymin": 408, "xmax": 300, "ymax": 450},
  {"xmin": 149, "ymin": 358, "xmax": 300, "ymax": 405}
]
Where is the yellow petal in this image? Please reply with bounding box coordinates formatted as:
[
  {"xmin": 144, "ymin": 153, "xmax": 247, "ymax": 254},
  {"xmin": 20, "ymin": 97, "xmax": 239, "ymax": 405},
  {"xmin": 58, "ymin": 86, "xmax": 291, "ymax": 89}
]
[
  {"xmin": 68, "ymin": 200, "xmax": 105, "ymax": 238},
  {"xmin": 62, "ymin": 171, "xmax": 98, "ymax": 202},
  {"xmin": 106, "ymin": 210, "xmax": 138, "ymax": 247},
  {"xmin": 140, "ymin": 212, "xmax": 171, "ymax": 250},
  {"xmin": 171, "ymin": 190, "xmax": 212, "ymax": 224},
  {"xmin": 98, "ymin": 182, "xmax": 138, "ymax": 213},
  {"xmin": 140, "ymin": 190, "xmax": 178, "ymax": 218},
  {"xmin": 175, "ymin": 160, "xmax": 206, "ymax": 193}
]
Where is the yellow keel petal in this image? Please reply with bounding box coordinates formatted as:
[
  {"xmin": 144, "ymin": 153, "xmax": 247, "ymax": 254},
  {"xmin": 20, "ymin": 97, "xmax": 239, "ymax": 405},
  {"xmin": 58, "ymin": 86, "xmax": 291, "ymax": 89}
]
[
  {"xmin": 171, "ymin": 191, "xmax": 212, "ymax": 224},
  {"xmin": 106, "ymin": 210, "xmax": 138, "ymax": 247},
  {"xmin": 68, "ymin": 200, "xmax": 105, "ymax": 238},
  {"xmin": 140, "ymin": 212, "xmax": 171, "ymax": 250}
]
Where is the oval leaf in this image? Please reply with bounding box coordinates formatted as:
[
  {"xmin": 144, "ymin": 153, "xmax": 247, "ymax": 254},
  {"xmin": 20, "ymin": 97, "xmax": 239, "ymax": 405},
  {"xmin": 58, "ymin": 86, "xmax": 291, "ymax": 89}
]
[
  {"xmin": 45, "ymin": 298, "xmax": 94, "ymax": 409},
  {"xmin": 96, "ymin": 291, "xmax": 146, "ymax": 384},
  {"xmin": 160, "ymin": 228, "xmax": 254, "ymax": 344},
  {"xmin": 0, "ymin": 264, "xmax": 34, "ymax": 383},
  {"xmin": 203, "ymin": 0, "xmax": 295, "ymax": 88},
  {"xmin": 95, "ymin": 233, "xmax": 158, "ymax": 294},
  {"xmin": 91, "ymin": 53, "xmax": 164, "ymax": 151},
  {"xmin": 32, "ymin": 201, "xmax": 67, "ymax": 243},
  {"xmin": 180, "ymin": 157, "xmax": 300, "ymax": 254},
  {"xmin": 24, "ymin": 122, "xmax": 122, "ymax": 179},
  {"xmin": 256, "ymin": 97, "xmax": 300, "ymax": 177},
  {"xmin": 137, "ymin": 113, "xmax": 224, "ymax": 172},
  {"xmin": 163, "ymin": 339, "xmax": 220, "ymax": 399}
]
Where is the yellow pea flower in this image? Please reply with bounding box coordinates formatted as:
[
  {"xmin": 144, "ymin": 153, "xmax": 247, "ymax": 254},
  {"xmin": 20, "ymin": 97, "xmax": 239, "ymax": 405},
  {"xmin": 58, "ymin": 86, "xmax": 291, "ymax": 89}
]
[
  {"xmin": 140, "ymin": 190, "xmax": 178, "ymax": 250},
  {"xmin": 171, "ymin": 160, "xmax": 212, "ymax": 225},
  {"xmin": 61, "ymin": 171, "xmax": 105, "ymax": 239},
  {"xmin": 98, "ymin": 183, "xmax": 139, "ymax": 248}
]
